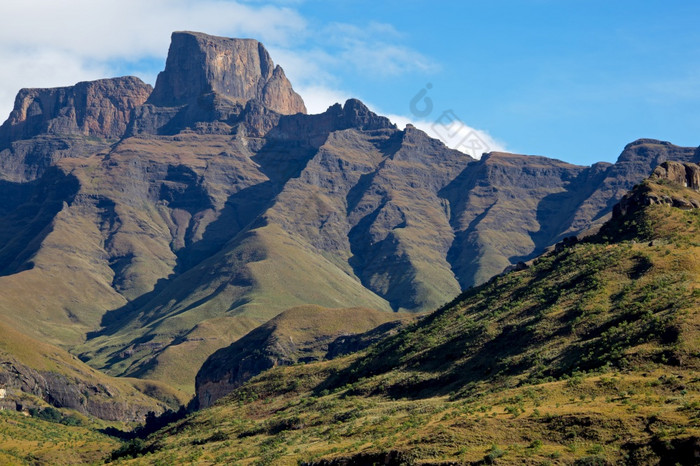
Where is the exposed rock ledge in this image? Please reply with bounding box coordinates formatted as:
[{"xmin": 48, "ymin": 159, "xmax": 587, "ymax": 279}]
[
  {"xmin": 651, "ymin": 160, "xmax": 700, "ymax": 191},
  {"xmin": 613, "ymin": 161, "xmax": 700, "ymax": 219}
]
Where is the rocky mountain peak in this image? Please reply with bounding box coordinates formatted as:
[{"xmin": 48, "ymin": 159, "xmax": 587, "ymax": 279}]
[
  {"xmin": 147, "ymin": 31, "xmax": 306, "ymax": 115},
  {"xmin": 315, "ymin": 99, "xmax": 396, "ymax": 132},
  {"xmin": 615, "ymin": 138, "xmax": 697, "ymax": 166},
  {"xmin": 267, "ymin": 98, "xmax": 395, "ymax": 142}
]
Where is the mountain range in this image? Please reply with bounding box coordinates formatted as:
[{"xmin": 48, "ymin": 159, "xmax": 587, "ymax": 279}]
[{"xmin": 0, "ymin": 30, "xmax": 698, "ymax": 397}]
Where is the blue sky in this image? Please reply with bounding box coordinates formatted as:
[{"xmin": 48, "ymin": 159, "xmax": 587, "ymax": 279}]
[{"xmin": 1, "ymin": 0, "xmax": 698, "ymax": 165}]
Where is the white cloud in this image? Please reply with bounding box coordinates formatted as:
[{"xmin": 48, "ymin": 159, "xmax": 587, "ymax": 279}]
[
  {"xmin": 266, "ymin": 46, "xmax": 339, "ymax": 90},
  {"xmin": 294, "ymin": 86, "xmax": 353, "ymax": 115},
  {"xmin": 313, "ymin": 21, "xmax": 439, "ymax": 77},
  {"xmin": 0, "ymin": 50, "xmax": 112, "ymax": 122},
  {"xmin": 0, "ymin": 1, "xmax": 306, "ymax": 57}
]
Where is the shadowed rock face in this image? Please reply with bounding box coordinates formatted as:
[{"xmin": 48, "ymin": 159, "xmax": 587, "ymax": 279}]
[
  {"xmin": 147, "ymin": 31, "xmax": 305, "ymax": 114},
  {"xmin": 0, "ymin": 357, "xmax": 157, "ymax": 421}
]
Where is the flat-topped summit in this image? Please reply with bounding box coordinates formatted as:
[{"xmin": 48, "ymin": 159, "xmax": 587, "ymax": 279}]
[
  {"xmin": 147, "ymin": 31, "xmax": 305, "ymax": 115},
  {"xmin": 0, "ymin": 76, "xmax": 152, "ymax": 143},
  {"xmin": 0, "ymin": 76, "xmax": 152, "ymax": 181}
]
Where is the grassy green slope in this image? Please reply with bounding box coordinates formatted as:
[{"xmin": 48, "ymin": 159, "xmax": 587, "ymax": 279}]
[
  {"xmin": 0, "ymin": 319, "xmax": 187, "ymax": 421},
  {"xmin": 0, "ymin": 409, "xmax": 119, "ymax": 465},
  {"xmin": 196, "ymin": 305, "xmax": 412, "ymax": 407},
  {"xmin": 122, "ymin": 176, "xmax": 700, "ymax": 465},
  {"xmin": 79, "ymin": 223, "xmax": 393, "ymax": 393}
]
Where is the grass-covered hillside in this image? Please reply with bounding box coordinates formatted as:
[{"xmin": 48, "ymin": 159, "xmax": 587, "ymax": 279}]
[
  {"xmin": 0, "ymin": 320, "xmax": 188, "ymax": 465},
  {"xmin": 111, "ymin": 168, "xmax": 700, "ymax": 464},
  {"xmin": 196, "ymin": 305, "xmax": 413, "ymax": 408},
  {"xmin": 0, "ymin": 318, "xmax": 187, "ymax": 420},
  {"xmin": 0, "ymin": 409, "xmax": 121, "ymax": 465}
]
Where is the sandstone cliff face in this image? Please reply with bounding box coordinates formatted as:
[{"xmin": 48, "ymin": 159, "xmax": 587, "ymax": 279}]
[
  {"xmin": 148, "ymin": 32, "xmax": 304, "ymax": 114},
  {"xmin": 1, "ymin": 77, "xmax": 151, "ymax": 142},
  {"xmin": 131, "ymin": 31, "xmax": 305, "ymax": 136},
  {"xmin": 0, "ymin": 77, "xmax": 152, "ymax": 181}
]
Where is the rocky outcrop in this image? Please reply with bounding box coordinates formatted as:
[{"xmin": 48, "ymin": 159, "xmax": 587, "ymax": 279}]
[
  {"xmin": 445, "ymin": 139, "xmax": 700, "ymax": 286},
  {"xmin": 0, "ymin": 77, "xmax": 151, "ymax": 143},
  {"xmin": 130, "ymin": 31, "xmax": 305, "ymax": 135},
  {"xmin": 651, "ymin": 160, "xmax": 700, "ymax": 190},
  {"xmin": 555, "ymin": 139, "xmax": 698, "ymax": 237},
  {"xmin": 0, "ymin": 77, "xmax": 152, "ymax": 181},
  {"xmin": 0, "ymin": 319, "xmax": 171, "ymax": 421},
  {"xmin": 0, "ymin": 359, "xmax": 160, "ymax": 421},
  {"xmin": 612, "ymin": 161, "xmax": 700, "ymax": 220}
]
